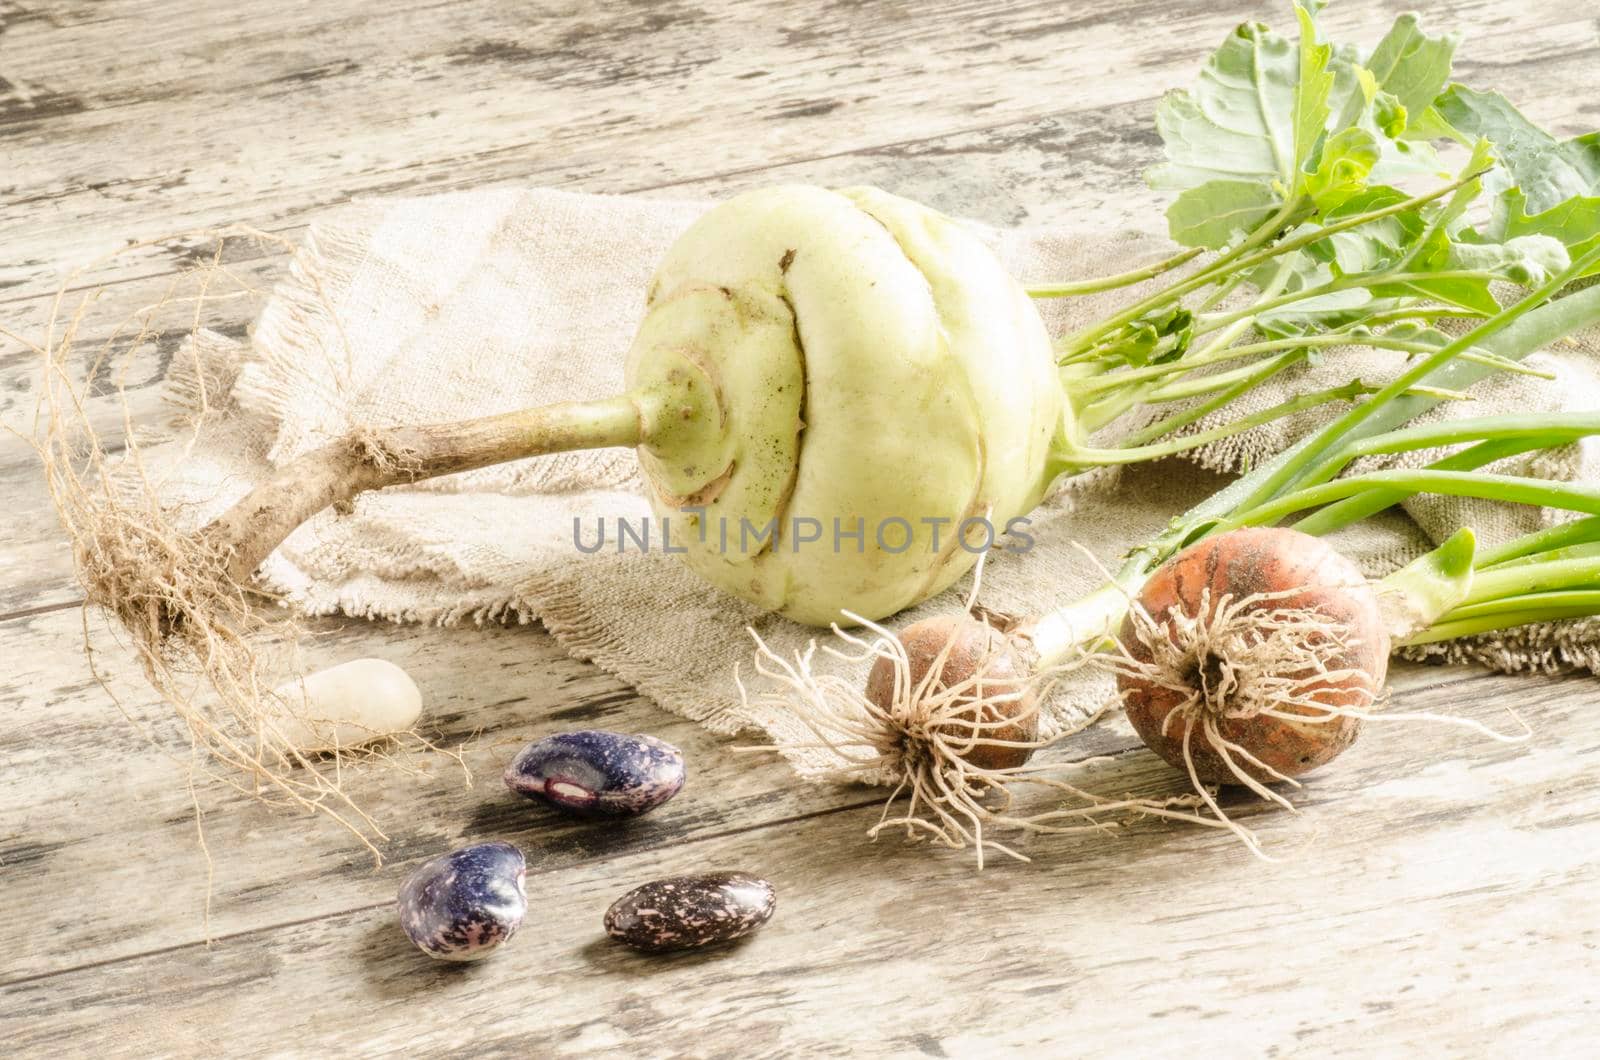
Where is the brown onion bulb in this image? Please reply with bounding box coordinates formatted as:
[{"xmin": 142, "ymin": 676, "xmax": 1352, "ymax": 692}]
[
  {"xmin": 1116, "ymin": 527, "xmax": 1389, "ymax": 785},
  {"xmin": 864, "ymin": 615, "xmax": 1039, "ymax": 772}
]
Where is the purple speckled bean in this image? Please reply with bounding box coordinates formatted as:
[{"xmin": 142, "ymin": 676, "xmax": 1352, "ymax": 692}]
[
  {"xmin": 604, "ymin": 872, "xmax": 776, "ymax": 953},
  {"xmin": 397, "ymin": 842, "xmax": 527, "ymax": 961},
  {"xmin": 505, "ymin": 730, "xmax": 685, "ymax": 817}
]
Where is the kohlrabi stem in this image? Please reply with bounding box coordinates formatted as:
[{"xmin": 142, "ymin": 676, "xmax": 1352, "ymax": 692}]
[
  {"xmin": 1241, "ymin": 170, "xmax": 1484, "ymax": 274},
  {"xmin": 1195, "ymin": 270, "xmax": 1503, "ymax": 334},
  {"xmin": 1067, "ymin": 374, "xmax": 1372, "ymax": 468},
  {"xmin": 1070, "ymin": 332, "xmax": 1360, "ymax": 395},
  {"xmin": 1356, "ymin": 305, "xmax": 1488, "ymax": 328},
  {"xmin": 207, "ymin": 393, "xmax": 652, "ymax": 585},
  {"xmin": 1027, "ymin": 247, "xmax": 1202, "ymax": 297},
  {"xmin": 1054, "ymin": 173, "xmax": 1480, "ymax": 359},
  {"xmin": 1114, "ymin": 353, "xmax": 1303, "ymax": 450},
  {"xmin": 1068, "ymin": 349, "xmax": 1305, "ymax": 432},
  {"xmin": 1193, "ymin": 272, "xmax": 1247, "ymax": 315},
  {"xmin": 1143, "ymin": 352, "xmax": 1302, "ymax": 403},
  {"xmin": 1053, "ymin": 196, "xmax": 1307, "ymax": 357}
]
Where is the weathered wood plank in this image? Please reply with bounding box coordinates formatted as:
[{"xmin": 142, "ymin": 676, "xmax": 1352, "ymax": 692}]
[
  {"xmin": 0, "ymin": 585, "xmax": 1488, "ymax": 985},
  {"xmin": 2, "ymin": 1, "xmax": 1588, "ymax": 295},
  {"xmin": 2, "ymin": 667, "xmax": 1591, "ymax": 1055}
]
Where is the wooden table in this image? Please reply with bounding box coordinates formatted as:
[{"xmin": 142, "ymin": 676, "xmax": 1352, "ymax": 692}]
[{"xmin": 2, "ymin": 1, "xmax": 1596, "ymax": 1054}]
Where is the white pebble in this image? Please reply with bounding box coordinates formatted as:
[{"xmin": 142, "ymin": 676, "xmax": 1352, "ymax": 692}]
[{"xmin": 266, "ymin": 658, "xmax": 422, "ymax": 753}]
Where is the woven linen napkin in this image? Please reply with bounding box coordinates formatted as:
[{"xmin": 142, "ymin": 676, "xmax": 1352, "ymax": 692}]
[{"xmin": 161, "ymin": 186, "xmax": 1600, "ymax": 777}]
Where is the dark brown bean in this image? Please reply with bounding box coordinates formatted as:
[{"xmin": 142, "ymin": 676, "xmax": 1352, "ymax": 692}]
[{"xmin": 604, "ymin": 872, "xmax": 775, "ymax": 954}]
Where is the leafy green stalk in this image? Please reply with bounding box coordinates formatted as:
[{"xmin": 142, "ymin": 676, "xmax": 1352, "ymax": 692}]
[{"xmin": 1027, "ymin": 248, "xmax": 1202, "ymax": 297}]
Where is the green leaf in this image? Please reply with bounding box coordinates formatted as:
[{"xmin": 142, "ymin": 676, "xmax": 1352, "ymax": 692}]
[
  {"xmin": 1325, "ymin": 13, "xmax": 1458, "ymax": 185},
  {"xmin": 1165, "ymin": 180, "xmax": 1284, "ymax": 249},
  {"xmin": 1148, "ymin": 14, "xmax": 1328, "ymax": 195},
  {"xmin": 1368, "ymin": 231, "xmax": 1569, "ymax": 316},
  {"xmin": 1358, "ymin": 14, "xmax": 1458, "ymax": 121},
  {"xmin": 1493, "ymin": 190, "xmax": 1600, "ymax": 278},
  {"xmin": 1290, "ymin": 187, "xmax": 1424, "ymax": 279},
  {"xmin": 1436, "ymin": 86, "xmax": 1600, "ymax": 213},
  {"xmin": 1119, "ymin": 307, "xmax": 1194, "ymax": 366},
  {"xmin": 1435, "ymin": 86, "xmax": 1600, "ymax": 274},
  {"xmin": 1447, "ymin": 234, "xmax": 1570, "ymax": 287},
  {"xmin": 1292, "ymin": 4, "xmax": 1336, "ymax": 176},
  {"xmin": 1304, "ymin": 127, "xmax": 1380, "ymax": 213}
]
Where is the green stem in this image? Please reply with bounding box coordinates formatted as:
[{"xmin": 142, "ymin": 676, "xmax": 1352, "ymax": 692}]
[
  {"xmin": 1147, "ymin": 278, "xmax": 1600, "ymax": 558},
  {"xmin": 1442, "ymin": 590, "xmax": 1600, "ymax": 622},
  {"xmin": 1405, "ymin": 602, "xmax": 1600, "ymax": 644},
  {"xmin": 1227, "ymin": 469, "xmax": 1600, "ymax": 534},
  {"xmin": 1059, "ymin": 170, "xmax": 1486, "ymax": 369},
  {"xmin": 1227, "ymin": 245, "xmax": 1600, "ymax": 515},
  {"xmin": 1028, "ymin": 247, "xmax": 1202, "ymax": 297},
  {"xmin": 1292, "ymin": 435, "xmax": 1578, "ymax": 536},
  {"xmin": 1071, "ymin": 332, "xmax": 1360, "ymax": 396},
  {"xmin": 1194, "ymin": 272, "xmax": 1248, "ymax": 315},
  {"xmin": 1477, "ymin": 516, "xmax": 1600, "ymax": 569},
  {"xmin": 1196, "ymin": 268, "xmax": 1515, "ymax": 335},
  {"xmin": 1114, "ymin": 353, "xmax": 1304, "ymax": 450},
  {"xmin": 1143, "ymin": 353, "xmax": 1306, "ymax": 403},
  {"xmin": 1460, "ymin": 556, "xmax": 1600, "ymax": 607},
  {"xmin": 1065, "ymin": 370, "xmax": 1364, "ymax": 468},
  {"xmin": 1476, "ymin": 541, "xmax": 1600, "ymax": 573},
  {"xmin": 1055, "ymin": 195, "xmax": 1310, "ymax": 357},
  {"xmin": 1298, "ymin": 411, "xmax": 1600, "ymax": 494}
]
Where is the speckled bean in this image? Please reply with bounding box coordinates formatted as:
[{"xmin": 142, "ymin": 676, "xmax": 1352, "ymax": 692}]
[
  {"xmin": 397, "ymin": 842, "xmax": 527, "ymax": 961},
  {"xmin": 505, "ymin": 730, "xmax": 685, "ymax": 817},
  {"xmin": 604, "ymin": 872, "xmax": 776, "ymax": 953}
]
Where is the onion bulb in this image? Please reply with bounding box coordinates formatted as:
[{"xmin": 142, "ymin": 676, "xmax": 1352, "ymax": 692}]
[{"xmin": 1113, "ymin": 527, "xmax": 1389, "ymax": 788}]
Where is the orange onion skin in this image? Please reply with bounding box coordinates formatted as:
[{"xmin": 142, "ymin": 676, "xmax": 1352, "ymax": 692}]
[{"xmin": 1118, "ymin": 527, "xmax": 1389, "ymax": 785}]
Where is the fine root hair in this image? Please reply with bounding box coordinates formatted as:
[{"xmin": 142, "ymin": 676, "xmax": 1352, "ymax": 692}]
[
  {"xmin": 1103, "ymin": 586, "xmax": 1528, "ymax": 859},
  {"xmin": 11, "ymin": 229, "xmax": 466, "ymax": 865},
  {"xmin": 735, "ymin": 607, "xmax": 1216, "ymax": 869}
]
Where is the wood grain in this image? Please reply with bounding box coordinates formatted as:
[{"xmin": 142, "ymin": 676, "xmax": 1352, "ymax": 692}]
[
  {"xmin": 0, "ymin": 596, "xmax": 1484, "ymax": 985},
  {"xmin": 3, "ymin": 667, "xmax": 1593, "ymax": 1055},
  {"xmin": 3, "ymin": 0, "xmax": 1597, "ymax": 1054},
  {"xmin": 2, "ymin": 1, "xmax": 1592, "ymax": 295}
]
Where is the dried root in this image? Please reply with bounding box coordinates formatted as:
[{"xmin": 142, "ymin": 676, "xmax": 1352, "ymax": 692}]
[{"xmin": 13, "ymin": 230, "xmax": 464, "ymax": 862}]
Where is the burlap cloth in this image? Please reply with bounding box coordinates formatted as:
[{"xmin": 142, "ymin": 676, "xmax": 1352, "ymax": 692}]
[{"xmin": 166, "ymin": 187, "xmax": 1600, "ymax": 776}]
